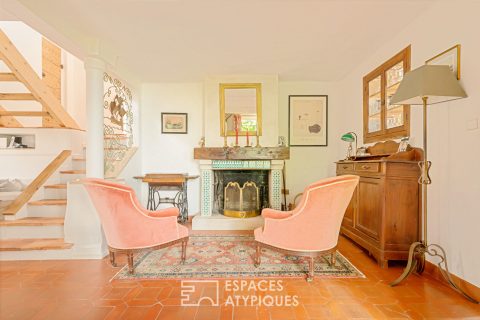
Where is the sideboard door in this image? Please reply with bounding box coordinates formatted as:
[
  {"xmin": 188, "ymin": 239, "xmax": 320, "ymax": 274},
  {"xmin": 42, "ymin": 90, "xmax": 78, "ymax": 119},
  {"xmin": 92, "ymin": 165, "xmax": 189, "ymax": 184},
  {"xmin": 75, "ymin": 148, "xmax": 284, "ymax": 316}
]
[
  {"xmin": 342, "ymin": 187, "xmax": 357, "ymax": 228},
  {"xmin": 355, "ymin": 177, "xmax": 383, "ymax": 241}
]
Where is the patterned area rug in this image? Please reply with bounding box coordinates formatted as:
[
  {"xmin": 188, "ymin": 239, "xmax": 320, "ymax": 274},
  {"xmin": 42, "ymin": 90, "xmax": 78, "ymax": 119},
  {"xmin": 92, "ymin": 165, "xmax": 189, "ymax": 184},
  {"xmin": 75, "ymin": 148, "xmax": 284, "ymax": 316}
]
[{"xmin": 113, "ymin": 235, "xmax": 364, "ymax": 280}]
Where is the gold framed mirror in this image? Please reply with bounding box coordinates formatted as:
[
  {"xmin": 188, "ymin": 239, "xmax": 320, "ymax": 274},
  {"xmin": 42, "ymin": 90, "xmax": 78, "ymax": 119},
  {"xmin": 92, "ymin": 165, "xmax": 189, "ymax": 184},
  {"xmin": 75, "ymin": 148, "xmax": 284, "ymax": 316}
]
[{"xmin": 219, "ymin": 83, "xmax": 262, "ymax": 136}]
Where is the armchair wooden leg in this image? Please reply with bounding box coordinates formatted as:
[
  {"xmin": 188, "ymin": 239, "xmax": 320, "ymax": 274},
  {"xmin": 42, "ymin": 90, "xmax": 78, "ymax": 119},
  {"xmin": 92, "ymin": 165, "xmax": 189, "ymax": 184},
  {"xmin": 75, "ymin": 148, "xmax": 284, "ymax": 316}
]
[
  {"xmin": 306, "ymin": 256, "xmax": 315, "ymax": 282},
  {"xmin": 127, "ymin": 252, "xmax": 134, "ymax": 274},
  {"xmin": 181, "ymin": 239, "xmax": 187, "ymax": 264},
  {"xmin": 109, "ymin": 250, "xmax": 117, "ymax": 267},
  {"xmin": 254, "ymin": 243, "xmax": 261, "ymax": 268}
]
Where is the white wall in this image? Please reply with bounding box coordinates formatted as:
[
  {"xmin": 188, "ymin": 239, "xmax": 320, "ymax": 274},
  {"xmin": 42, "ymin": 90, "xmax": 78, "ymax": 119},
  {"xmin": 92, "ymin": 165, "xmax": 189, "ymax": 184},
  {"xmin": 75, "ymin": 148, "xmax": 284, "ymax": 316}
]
[
  {"xmin": 140, "ymin": 79, "xmax": 342, "ymax": 214},
  {"xmin": 0, "ymin": 127, "xmax": 85, "ymax": 179},
  {"xmin": 278, "ymin": 82, "xmax": 341, "ymax": 204},
  {"xmin": 140, "ymin": 83, "xmax": 203, "ymax": 214},
  {"xmin": 204, "ymin": 75, "xmax": 278, "ymax": 147},
  {"xmin": 62, "ymin": 52, "xmax": 86, "ymax": 129},
  {"xmin": 338, "ymin": 0, "xmax": 480, "ymax": 287}
]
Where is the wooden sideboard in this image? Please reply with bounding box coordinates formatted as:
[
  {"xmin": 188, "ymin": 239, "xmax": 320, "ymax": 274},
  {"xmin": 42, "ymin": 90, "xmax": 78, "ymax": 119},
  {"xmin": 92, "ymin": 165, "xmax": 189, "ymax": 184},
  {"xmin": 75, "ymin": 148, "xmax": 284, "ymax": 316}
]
[{"xmin": 336, "ymin": 141, "xmax": 422, "ymax": 268}]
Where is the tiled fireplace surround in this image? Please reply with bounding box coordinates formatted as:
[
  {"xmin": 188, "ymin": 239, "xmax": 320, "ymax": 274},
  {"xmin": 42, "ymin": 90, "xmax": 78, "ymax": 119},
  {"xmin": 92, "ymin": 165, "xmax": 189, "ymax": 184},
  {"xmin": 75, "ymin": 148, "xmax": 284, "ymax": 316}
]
[{"xmin": 192, "ymin": 159, "xmax": 284, "ymax": 230}]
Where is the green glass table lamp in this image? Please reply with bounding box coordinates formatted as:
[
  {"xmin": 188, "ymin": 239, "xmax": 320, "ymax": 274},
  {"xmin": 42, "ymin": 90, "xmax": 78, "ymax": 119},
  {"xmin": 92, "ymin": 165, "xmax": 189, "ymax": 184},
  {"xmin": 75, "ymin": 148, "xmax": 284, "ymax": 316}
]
[{"xmin": 341, "ymin": 132, "xmax": 357, "ymax": 160}]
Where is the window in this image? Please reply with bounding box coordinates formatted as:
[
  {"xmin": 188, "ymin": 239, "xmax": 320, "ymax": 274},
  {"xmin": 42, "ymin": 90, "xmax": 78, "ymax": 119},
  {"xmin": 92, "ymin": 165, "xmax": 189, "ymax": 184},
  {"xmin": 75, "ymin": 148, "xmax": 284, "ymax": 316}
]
[
  {"xmin": 239, "ymin": 114, "xmax": 257, "ymax": 132},
  {"xmin": 363, "ymin": 46, "xmax": 411, "ymax": 143}
]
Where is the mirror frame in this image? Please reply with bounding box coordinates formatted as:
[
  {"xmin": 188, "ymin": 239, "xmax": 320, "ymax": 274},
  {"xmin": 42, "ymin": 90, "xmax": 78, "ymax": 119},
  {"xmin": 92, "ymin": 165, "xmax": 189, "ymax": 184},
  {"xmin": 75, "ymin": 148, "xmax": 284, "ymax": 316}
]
[{"xmin": 219, "ymin": 83, "xmax": 262, "ymax": 136}]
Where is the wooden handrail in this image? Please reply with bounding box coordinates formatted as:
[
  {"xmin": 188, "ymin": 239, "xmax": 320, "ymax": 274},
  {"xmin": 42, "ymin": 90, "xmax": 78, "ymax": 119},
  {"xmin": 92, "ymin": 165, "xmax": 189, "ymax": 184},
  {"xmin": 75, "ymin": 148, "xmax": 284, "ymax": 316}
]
[{"xmin": 2, "ymin": 150, "xmax": 72, "ymax": 215}]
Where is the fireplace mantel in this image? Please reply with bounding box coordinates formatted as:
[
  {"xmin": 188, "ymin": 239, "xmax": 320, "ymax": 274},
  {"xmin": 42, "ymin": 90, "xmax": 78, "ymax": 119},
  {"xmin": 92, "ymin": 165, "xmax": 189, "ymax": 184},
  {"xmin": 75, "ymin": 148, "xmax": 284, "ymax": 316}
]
[{"xmin": 193, "ymin": 147, "xmax": 289, "ymax": 160}]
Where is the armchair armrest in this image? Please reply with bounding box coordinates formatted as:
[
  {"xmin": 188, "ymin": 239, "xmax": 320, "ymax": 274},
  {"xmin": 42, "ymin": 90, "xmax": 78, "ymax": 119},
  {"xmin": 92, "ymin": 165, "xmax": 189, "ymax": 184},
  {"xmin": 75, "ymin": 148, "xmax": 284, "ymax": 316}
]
[
  {"xmin": 131, "ymin": 194, "xmax": 179, "ymax": 218},
  {"xmin": 262, "ymin": 208, "xmax": 293, "ymax": 220}
]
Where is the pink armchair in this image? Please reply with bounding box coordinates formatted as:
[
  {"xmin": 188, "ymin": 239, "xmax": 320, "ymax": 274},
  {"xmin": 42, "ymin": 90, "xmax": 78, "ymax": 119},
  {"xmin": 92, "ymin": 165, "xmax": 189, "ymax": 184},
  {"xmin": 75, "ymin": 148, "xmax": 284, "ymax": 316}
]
[
  {"xmin": 82, "ymin": 178, "xmax": 189, "ymax": 274},
  {"xmin": 254, "ymin": 175, "xmax": 359, "ymax": 281}
]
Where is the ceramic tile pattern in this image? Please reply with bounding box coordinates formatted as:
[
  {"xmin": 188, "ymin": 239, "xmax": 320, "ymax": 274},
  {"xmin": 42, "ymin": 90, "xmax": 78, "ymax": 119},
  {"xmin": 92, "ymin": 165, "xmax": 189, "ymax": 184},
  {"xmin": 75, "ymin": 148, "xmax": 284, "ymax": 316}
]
[{"xmin": 0, "ymin": 228, "xmax": 479, "ymax": 319}]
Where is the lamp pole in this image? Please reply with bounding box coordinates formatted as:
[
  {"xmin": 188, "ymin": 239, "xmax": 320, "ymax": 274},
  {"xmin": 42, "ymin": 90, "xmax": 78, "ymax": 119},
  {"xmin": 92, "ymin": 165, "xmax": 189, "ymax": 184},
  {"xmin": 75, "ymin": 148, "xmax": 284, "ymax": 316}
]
[{"xmin": 390, "ymin": 97, "xmax": 478, "ymax": 304}]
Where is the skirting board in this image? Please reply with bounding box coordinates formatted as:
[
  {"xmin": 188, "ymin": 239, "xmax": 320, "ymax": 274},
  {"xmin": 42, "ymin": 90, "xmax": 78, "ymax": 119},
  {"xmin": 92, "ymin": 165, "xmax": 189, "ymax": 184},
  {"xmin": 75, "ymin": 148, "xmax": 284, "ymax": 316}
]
[{"xmin": 425, "ymin": 261, "xmax": 480, "ymax": 302}]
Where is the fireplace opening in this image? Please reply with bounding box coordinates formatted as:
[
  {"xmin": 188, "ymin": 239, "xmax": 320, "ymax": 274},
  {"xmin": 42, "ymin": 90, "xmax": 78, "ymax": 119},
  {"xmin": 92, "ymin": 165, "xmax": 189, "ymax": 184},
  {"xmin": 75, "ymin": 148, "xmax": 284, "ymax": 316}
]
[
  {"xmin": 224, "ymin": 181, "xmax": 260, "ymax": 218},
  {"xmin": 213, "ymin": 170, "xmax": 269, "ymax": 218}
]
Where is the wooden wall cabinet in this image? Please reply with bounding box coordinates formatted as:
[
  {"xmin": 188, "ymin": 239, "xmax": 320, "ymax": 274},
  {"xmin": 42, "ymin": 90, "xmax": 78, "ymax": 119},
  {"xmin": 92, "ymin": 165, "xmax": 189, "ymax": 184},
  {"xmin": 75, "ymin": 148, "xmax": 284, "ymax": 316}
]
[
  {"xmin": 363, "ymin": 46, "xmax": 411, "ymax": 143},
  {"xmin": 336, "ymin": 142, "xmax": 422, "ymax": 268}
]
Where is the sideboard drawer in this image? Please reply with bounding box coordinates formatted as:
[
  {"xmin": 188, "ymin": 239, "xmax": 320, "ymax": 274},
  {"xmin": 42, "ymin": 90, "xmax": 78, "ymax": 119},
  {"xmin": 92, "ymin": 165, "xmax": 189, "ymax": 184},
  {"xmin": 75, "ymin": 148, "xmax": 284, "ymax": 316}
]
[
  {"xmin": 337, "ymin": 163, "xmax": 354, "ymax": 172},
  {"xmin": 354, "ymin": 162, "xmax": 380, "ymax": 173}
]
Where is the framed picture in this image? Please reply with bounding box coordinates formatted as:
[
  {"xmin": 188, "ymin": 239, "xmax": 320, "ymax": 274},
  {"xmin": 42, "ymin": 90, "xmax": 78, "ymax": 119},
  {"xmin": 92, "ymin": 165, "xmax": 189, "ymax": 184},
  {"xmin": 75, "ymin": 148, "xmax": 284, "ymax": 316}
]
[
  {"xmin": 426, "ymin": 44, "xmax": 461, "ymax": 79},
  {"xmin": 288, "ymin": 95, "xmax": 328, "ymax": 146},
  {"xmin": 161, "ymin": 113, "xmax": 188, "ymax": 134}
]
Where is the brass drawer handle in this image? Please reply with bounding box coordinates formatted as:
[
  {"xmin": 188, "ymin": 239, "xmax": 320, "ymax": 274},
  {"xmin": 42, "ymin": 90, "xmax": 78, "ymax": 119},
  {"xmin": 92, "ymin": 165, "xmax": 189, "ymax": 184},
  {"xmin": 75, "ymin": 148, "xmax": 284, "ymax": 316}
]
[
  {"xmin": 343, "ymin": 166, "xmax": 349, "ymax": 169},
  {"xmin": 361, "ymin": 165, "xmax": 371, "ymax": 170}
]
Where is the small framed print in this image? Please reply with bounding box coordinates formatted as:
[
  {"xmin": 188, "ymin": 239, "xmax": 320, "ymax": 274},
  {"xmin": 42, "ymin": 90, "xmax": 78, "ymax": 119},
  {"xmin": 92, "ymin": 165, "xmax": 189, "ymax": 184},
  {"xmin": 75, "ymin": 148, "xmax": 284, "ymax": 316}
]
[
  {"xmin": 161, "ymin": 113, "xmax": 188, "ymax": 134},
  {"xmin": 426, "ymin": 44, "xmax": 461, "ymax": 79},
  {"xmin": 288, "ymin": 95, "xmax": 328, "ymax": 147}
]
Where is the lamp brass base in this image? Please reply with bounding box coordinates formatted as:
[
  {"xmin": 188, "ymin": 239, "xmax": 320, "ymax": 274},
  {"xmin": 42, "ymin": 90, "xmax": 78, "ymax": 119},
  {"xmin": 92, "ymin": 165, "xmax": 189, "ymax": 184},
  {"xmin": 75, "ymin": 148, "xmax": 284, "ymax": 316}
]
[
  {"xmin": 223, "ymin": 210, "xmax": 259, "ymax": 218},
  {"xmin": 390, "ymin": 242, "xmax": 478, "ymax": 304}
]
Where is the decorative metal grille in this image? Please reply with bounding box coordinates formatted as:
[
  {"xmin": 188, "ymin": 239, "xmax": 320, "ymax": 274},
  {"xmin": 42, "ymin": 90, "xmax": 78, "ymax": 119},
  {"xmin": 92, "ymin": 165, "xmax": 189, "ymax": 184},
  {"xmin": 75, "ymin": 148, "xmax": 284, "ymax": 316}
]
[
  {"xmin": 224, "ymin": 181, "xmax": 260, "ymax": 218},
  {"xmin": 103, "ymin": 73, "xmax": 133, "ymax": 176}
]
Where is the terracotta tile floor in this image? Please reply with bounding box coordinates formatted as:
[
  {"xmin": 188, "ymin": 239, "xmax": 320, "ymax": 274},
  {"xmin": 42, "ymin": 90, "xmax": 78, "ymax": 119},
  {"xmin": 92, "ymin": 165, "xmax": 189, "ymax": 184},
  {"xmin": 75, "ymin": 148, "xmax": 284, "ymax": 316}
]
[{"xmin": 1, "ymin": 230, "xmax": 479, "ymax": 319}]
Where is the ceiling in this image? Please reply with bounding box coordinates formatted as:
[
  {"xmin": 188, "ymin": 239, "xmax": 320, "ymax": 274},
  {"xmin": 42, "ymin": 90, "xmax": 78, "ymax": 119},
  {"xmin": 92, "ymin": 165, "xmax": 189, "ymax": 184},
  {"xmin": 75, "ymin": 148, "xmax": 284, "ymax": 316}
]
[{"xmin": 10, "ymin": 0, "xmax": 436, "ymax": 82}]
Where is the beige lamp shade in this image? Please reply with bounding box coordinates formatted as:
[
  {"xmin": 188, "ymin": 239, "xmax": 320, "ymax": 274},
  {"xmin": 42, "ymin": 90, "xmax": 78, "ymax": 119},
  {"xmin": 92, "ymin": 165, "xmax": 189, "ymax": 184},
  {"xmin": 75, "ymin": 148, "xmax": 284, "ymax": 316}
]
[{"xmin": 390, "ymin": 65, "xmax": 467, "ymax": 105}]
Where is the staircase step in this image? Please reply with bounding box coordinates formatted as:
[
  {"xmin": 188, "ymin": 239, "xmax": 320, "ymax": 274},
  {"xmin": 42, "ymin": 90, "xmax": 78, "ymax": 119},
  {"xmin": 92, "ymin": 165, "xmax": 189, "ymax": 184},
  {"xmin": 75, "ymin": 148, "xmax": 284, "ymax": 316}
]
[
  {"xmin": 0, "ymin": 218, "xmax": 65, "ymax": 239},
  {"xmin": 60, "ymin": 170, "xmax": 85, "ymax": 174},
  {"xmin": 0, "ymin": 238, "xmax": 72, "ymax": 251},
  {"xmin": 28, "ymin": 199, "xmax": 66, "ymax": 206},
  {"xmin": 0, "ymin": 217, "xmax": 64, "ymax": 226},
  {"xmin": 44, "ymin": 183, "xmax": 66, "ymax": 189}
]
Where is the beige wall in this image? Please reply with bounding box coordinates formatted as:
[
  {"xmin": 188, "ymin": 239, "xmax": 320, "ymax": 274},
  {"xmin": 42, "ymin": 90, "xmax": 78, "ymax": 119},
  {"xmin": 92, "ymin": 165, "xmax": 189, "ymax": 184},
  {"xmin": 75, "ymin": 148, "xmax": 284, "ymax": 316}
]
[
  {"xmin": 140, "ymin": 82, "xmax": 204, "ymax": 213},
  {"xmin": 278, "ymin": 82, "xmax": 341, "ymax": 204},
  {"xmin": 338, "ymin": 0, "xmax": 480, "ymax": 287},
  {"xmin": 204, "ymin": 75, "xmax": 279, "ymax": 147}
]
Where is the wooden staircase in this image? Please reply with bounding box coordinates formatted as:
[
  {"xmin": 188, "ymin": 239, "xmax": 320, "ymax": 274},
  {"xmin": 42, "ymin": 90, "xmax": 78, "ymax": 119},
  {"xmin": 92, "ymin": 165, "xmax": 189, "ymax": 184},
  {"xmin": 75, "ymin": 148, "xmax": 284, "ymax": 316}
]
[
  {"xmin": 0, "ymin": 29, "xmax": 80, "ymax": 129},
  {"xmin": 0, "ymin": 149, "xmax": 86, "ymax": 259}
]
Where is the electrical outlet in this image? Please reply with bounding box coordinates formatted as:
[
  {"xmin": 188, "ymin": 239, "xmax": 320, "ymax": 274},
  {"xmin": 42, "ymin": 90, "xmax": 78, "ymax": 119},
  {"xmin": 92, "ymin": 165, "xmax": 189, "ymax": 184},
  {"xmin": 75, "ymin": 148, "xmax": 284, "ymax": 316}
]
[{"xmin": 467, "ymin": 118, "xmax": 478, "ymax": 131}]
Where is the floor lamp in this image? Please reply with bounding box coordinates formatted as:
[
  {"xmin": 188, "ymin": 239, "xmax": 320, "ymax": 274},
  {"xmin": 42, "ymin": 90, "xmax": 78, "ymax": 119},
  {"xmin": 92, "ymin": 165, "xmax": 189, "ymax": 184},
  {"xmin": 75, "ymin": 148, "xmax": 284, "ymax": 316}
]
[{"xmin": 388, "ymin": 65, "xmax": 478, "ymax": 303}]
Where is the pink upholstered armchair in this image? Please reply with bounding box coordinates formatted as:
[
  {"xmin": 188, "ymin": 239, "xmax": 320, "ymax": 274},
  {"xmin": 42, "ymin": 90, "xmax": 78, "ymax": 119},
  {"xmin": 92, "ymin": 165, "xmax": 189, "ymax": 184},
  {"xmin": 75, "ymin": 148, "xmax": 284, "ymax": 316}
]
[
  {"xmin": 82, "ymin": 178, "xmax": 189, "ymax": 274},
  {"xmin": 254, "ymin": 175, "xmax": 359, "ymax": 281}
]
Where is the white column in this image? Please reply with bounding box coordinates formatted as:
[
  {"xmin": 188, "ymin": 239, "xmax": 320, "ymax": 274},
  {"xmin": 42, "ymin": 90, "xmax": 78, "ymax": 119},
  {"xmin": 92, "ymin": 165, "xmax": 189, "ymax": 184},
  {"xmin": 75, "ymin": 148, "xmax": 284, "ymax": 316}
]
[{"xmin": 84, "ymin": 56, "xmax": 105, "ymax": 178}]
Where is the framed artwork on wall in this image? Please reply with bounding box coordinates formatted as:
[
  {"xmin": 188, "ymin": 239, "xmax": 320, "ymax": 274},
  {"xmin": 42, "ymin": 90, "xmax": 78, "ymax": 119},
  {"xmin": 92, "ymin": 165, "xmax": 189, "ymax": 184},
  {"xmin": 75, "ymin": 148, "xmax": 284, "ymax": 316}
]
[
  {"xmin": 161, "ymin": 113, "xmax": 188, "ymax": 134},
  {"xmin": 288, "ymin": 95, "xmax": 328, "ymax": 146},
  {"xmin": 426, "ymin": 44, "xmax": 461, "ymax": 79}
]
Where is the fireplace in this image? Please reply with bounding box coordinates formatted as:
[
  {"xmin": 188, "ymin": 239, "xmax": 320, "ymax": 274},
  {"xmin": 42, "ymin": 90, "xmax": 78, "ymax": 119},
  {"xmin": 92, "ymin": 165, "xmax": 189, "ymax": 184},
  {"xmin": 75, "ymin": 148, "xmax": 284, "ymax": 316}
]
[
  {"xmin": 213, "ymin": 170, "xmax": 269, "ymax": 218},
  {"xmin": 193, "ymin": 159, "xmax": 286, "ymax": 230}
]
